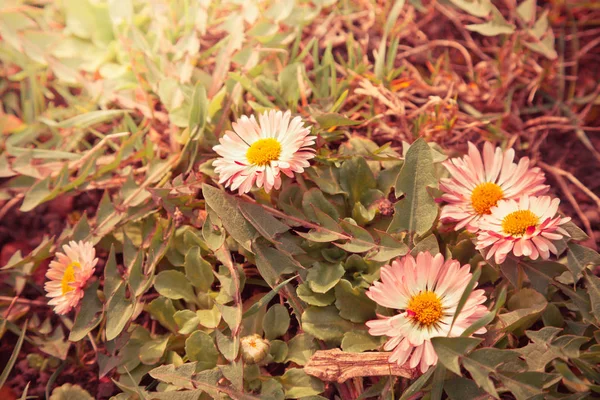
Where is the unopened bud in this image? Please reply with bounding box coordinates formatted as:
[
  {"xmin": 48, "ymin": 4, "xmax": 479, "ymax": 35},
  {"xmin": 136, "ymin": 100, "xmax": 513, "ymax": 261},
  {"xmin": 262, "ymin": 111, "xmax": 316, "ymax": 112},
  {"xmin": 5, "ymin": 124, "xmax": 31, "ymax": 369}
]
[{"xmin": 240, "ymin": 334, "xmax": 270, "ymax": 364}]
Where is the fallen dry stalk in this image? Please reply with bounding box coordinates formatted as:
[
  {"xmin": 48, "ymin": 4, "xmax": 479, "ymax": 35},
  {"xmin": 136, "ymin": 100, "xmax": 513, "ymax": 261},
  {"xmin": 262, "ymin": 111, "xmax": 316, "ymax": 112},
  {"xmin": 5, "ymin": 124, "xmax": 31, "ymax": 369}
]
[{"xmin": 305, "ymin": 349, "xmax": 415, "ymax": 383}]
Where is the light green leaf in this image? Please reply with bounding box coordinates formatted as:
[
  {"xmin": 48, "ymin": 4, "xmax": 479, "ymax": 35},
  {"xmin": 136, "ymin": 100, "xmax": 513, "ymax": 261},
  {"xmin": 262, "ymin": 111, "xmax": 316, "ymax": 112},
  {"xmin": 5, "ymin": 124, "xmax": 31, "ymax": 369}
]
[
  {"xmin": 334, "ymin": 279, "xmax": 376, "ymax": 323},
  {"xmin": 336, "ymin": 220, "xmax": 376, "ymax": 253},
  {"xmin": 302, "ymin": 188, "xmax": 339, "ymax": 222},
  {"xmin": 286, "ymin": 334, "xmax": 318, "ymax": 366},
  {"xmin": 154, "ymin": 270, "xmax": 197, "ymax": 303},
  {"xmin": 302, "ymin": 306, "xmax": 357, "ymax": 343},
  {"xmin": 340, "ymin": 157, "xmax": 376, "ymax": 205},
  {"xmin": 239, "ymin": 201, "xmax": 289, "ymax": 242},
  {"xmin": 369, "ymin": 231, "xmax": 409, "ymax": 262},
  {"xmin": 448, "ymin": 0, "xmax": 492, "ymax": 17},
  {"xmin": 202, "ymin": 184, "xmax": 257, "ymax": 252},
  {"xmin": 244, "ymin": 276, "xmax": 296, "ymax": 318},
  {"xmin": 278, "ymin": 368, "xmax": 324, "ymax": 399},
  {"xmin": 253, "ymin": 240, "xmax": 302, "ymax": 287},
  {"xmin": 185, "ymin": 247, "xmax": 214, "ymax": 292},
  {"xmin": 263, "ymin": 304, "xmax": 291, "ymax": 340},
  {"xmin": 147, "ymin": 297, "xmax": 178, "ymax": 332},
  {"xmin": 466, "ymin": 10, "xmax": 516, "ymax": 36},
  {"xmin": 430, "ymin": 337, "xmax": 482, "ymax": 376},
  {"xmin": 174, "ymin": 310, "xmax": 200, "ymax": 335},
  {"xmin": 517, "ymin": 0, "xmax": 536, "ymax": 21},
  {"xmin": 314, "ymin": 113, "xmax": 361, "ymax": 130},
  {"xmin": 139, "ymin": 336, "xmax": 169, "ymax": 365},
  {"xmin": 389, "ymin": 138, "xmax": 438, "ymax": 235},
  {"xmin": 297, "ymin": 283, "xmax": 335, "ymax": 306},
  {"xmin": 341, "ymin": 331, "xmax": 384, "ymax": 353},
  {"xmin": 105, "ymin": 284, "xmax": 134, "ymax": 341},
  {"xmin": 185, "ymin": 331, "xmax": 219, "ymax": 372},
  {"xmin": 462, "ymin": 348, "xmax": 520, "ymax": 398},
  {"xmin": 567, "ymin": 243, "xmax": 600, "ymax": 280},
  {"xmin": 69, "ymin": 281, "xmax": 103, "ymax": 341},
  {"xmin": 307, "ymin": 262, "xmax": 345, "ymax": 294}
]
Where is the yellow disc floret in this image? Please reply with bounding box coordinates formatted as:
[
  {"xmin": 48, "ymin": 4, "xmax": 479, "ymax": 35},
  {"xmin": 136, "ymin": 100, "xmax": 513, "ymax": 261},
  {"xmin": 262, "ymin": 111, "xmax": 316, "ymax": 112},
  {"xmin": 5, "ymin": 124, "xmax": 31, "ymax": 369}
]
[
  {"xmin": 501, "ymin": 210, "xmax": 539, "ymax": 237},
  {"xmin": 246, "ymin": 138, "xmax": 281, "ymax": 166},
  {"xmin": 407, "ymin": 291, "xmax": 443, "ymax": 326},
  {"xmin": 61, "ymin": 262, "xmax": 80, "ymax": 294},
  {"xmin": 471, "ymin": 182, "xmax": 504, "ymax": 215}
]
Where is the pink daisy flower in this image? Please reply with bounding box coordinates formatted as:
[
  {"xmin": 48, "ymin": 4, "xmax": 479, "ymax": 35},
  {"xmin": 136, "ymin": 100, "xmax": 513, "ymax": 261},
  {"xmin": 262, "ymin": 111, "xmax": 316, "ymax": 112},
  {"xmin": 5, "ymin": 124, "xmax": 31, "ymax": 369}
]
[
  {"xmin": 44, "ymin": 241, "xmax": 98, "ymax": 315},
  {"xmin": 476, "ymin": 195, "xmax": 571, "ymax": 264},
  {"xmin": 366, "ymin": 252, "xmax": 488, "ymax": 373},
  {"xmin": 439, "ymin": 141, "xmax": 548, "ymax": 232},
  {"xmin": 212, "ymin": 110, "xmax": 316, "ymax": 194}
]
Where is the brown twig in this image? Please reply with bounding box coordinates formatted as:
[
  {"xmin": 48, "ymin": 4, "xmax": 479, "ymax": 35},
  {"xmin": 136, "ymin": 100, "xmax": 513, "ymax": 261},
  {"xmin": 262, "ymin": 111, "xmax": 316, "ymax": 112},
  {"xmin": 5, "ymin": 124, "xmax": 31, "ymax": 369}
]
[{"xmin": 305, "ymin": 349, "xmax": 415, "ymax": 383}]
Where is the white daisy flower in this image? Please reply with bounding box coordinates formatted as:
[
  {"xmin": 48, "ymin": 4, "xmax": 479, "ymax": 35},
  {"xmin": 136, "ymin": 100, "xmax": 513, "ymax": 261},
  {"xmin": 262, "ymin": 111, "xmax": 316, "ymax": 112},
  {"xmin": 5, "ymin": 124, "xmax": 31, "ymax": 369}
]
[
  {"xmin": 212, "ymin": 110, "xmax": 316, "ymax": 194},
  {"xmin": 476, "ymin": 195, "xmax": 571, "ymax": 264},
  {"xmin": 44, "ymin": 241, "xmax": 98, "ymax": 315}
]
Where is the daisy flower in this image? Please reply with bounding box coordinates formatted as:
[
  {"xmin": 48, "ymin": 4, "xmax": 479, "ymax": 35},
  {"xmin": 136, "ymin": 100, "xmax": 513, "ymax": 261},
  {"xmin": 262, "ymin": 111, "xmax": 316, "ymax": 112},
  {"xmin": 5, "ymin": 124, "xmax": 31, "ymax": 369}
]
[
  {"xmin": 439, "ymin": 142, "xmax": 548, "ymax": 232},
  {"xmin": 212, "ymin": 110, "xmax": 316, "ymax": 194},
  {"xmin": 45, "ymin": 241, "xmax": 98, "ymax": 315},
  {"xmin": 366, "ymin": 252, "xmax": 488, "ymax": 373},
  {"xmin": 476, "ymin": 195, "xmax": 571, "ymax": 264}
]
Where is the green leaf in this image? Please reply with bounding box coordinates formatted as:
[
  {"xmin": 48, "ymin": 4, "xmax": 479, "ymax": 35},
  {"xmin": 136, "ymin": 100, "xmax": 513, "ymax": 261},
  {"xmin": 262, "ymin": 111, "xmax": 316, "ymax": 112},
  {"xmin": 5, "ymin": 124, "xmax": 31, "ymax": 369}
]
[
  {"xmin": 466, "ymin": 9, "xmax": 516, "ymax": 36},
  {"xmin": 20, "ymin": 176, "xmax": 51, "ymax": 212},
  {"xmin": 314, "ymin": 113, "xmax": 361, "ymax": 130},
  {"xmin": 263, "ymin": 304, "xmax": 291, "ymax": 340},
  {"xmin": 286, "ymin": 334, "xmax": 317, "ymax": 366},
  {"xmin": 340, "ymin": 157, "xmax": 376, "ymax": 205},
  {"xmin": 369, "ymin": 231, "xmax": 409, "ymax": 262},
  {"xmin": 103, "ymin": 245, "xmax": 119, "ymax": 297},
  {"xmin": 239, "ymin": 201, "xmax": 289, "ymax": 242},
  {"xmin": 215, "ymin": 330, "xmax": 239, "ymax": 362},
  {"xmin": 253, "ymin": 240, "xmax": 302, "ymax": 287},
  {"xmin": 154, "ymin": 270, "xmax": 197, "ymax": 303},
  {"xmin": 196, "ymin": 306, "xmax": 222, "ymax": 329},
  {"xmin": 185, "ymin": 247, "xmax": 214, "ymax": 292},
  {"xmin": 567, "ymin": 243, "xmax": 600, "ymax": 280},
  {"xmin": 448, "ymin": 0, "xmax": 492, "ymax": 17},
  {"xmin": 341, "ymin": 331, "xmax": 384, "ymax": 353},
  {"xmin": 306, "ymin": 165, "xmax": 345, "ymax": 195},
  {"xmin": 462, "ymin": 348, "xmax": 520, "ymax": 398},
  {"xmin": 189, "ymin": 82, "xmax": 207, "ymax": 138},
  {"xmin": 336, "ymin": 220, "xmax": 376, "ymax": 253},
  {"xmin": 297, "ymin": 283, "xmax": 335, "ymax": 306},
  {"xmin": 185, "ymin": 331, "xmax": 219, "ymax": 372},
  {"xmin": 410, "ymin": 233, "xmax": 440, "ymax": 256},
  {"xmin": 398, "ymin": 367, "xmax": 435, "ymax": 400},
  {"xmin": 430, "ymin": 337, "xmax": 483, "ymax": 376},
  {"xmin": 585, "ymin": 272, "xmax": 600, "ymax": 323},
  {"xmin": 69, "ymin": 281, "xmax": 103, "ymax": 341},
  {"xmin": 302, "ymin": 306, "xmax": 357, "ymax": 343},
  {"xmin": 52, "ymin": 110, "xmax": 127, "ymax": 129},
  {"xmin": 105, "ymin": 284, "xmax": 134, "ymax": 341},
  {"xmin": 334, "ymin": 279, "xmax": 376, "ymax": 323},
  {"xmin": 139, "ymin": 336, "xmax": 169, "ymax": 365},
  {"xmin": 202, "ymin": 184, "xmax": 257, "ymax": 252},
  {"xmin": 174, "ymin": 310, "xmax": 200, "ymax": 335},
  {"xmin": 302, "ymin": 188, "xmax": 339, "ymax": 222},
  {"xmin": 389, "ymin": 138, "xmax": 438, "ymax": 235},
  {"xmin": 278, "ymin": 368, "xmax": 325, "ymax": 399},
  {"xmin": 0, "ymin": 320, "xmax": 26, "ymax": 389},
  {"xmin": 147, "ymin": 297, "xmax": 178, "ymax": 332},
  {"xmin": 498, "ymin": 371, "xmax": 561, "ymax": 400},
  {"xmin": 270, "ymin": 340, "xmax": 289, "ymax": 363},
  {"xmin": 516, "ymin": 0, "xmax": 536, "ymax": 21},
  {"xmin": 307, "ymin": 262, "xmax": 345, "ymax": 294},
  {"xmin": 444, "ymin": 376, "xmax": 489, "ymax": 400},
  {"xmin": 519, "ymin": 259, "xmax": 566, "ymax": 295},
  {"xmin": 243, "ymin": 276, "xmax": 296, "ymax": 318},
  {"xmin": 297, "ymin": 208, "xmax": 344, "ymax": 243},
  {"xmin": 499, "ymin": 288, "xmax": 547, "ymax": 335}
]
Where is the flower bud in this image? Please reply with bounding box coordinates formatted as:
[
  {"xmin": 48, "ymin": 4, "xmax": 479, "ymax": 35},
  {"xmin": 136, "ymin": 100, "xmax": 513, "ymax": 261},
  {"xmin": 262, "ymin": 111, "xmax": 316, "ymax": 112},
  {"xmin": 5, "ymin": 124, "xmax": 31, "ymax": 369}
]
[{"xmin": 240, "ymin": 334, "xmax": 270, "ymax": 364}]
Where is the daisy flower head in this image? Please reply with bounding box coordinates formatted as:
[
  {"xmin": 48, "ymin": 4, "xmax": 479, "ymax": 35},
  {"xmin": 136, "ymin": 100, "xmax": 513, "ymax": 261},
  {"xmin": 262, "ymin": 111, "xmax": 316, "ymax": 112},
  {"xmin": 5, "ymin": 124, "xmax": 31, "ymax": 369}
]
[
  {"xmin": 476, "ymin": 195, "xmax": 571, "ymax": 265},
  {"xmin": 45, "ymin": 241, "xmax": 98, "ymax": 315},
  {"xmin": 439, "ymin": 141, "xmax": 548, "ymax": 233},
  {"xmin": 212, "ymin": 110, "xmax": 316, "ymax": 194},
  {"xmin": 365, "ymin": 252, "xmax": 488, "ymax": 373}
]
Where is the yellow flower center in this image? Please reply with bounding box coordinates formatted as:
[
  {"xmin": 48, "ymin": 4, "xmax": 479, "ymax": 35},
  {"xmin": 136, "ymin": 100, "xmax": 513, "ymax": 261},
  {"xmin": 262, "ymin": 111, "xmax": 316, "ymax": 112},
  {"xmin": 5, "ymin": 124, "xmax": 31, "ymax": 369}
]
[
  {"xmin": 501, "ymin": 210, "xmax": 539, "ymax": 237},
  {"xmin": 471, "ymin": 182, "xmax": 504, "ymax": 215},
  {"xmin": 248, "ymin": 339, "xmax": 257, "ymax": 348},
  {"xmin": 407, "ymin": 291, "xmax": 443, "ymax": 326},
  {"xmin": 246, "ymin": 138, "xmax": 281, "ymax": 166},
  {"xmin": 61, "ymin": 262, "xmax": 80, "ymax": 294}
]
